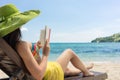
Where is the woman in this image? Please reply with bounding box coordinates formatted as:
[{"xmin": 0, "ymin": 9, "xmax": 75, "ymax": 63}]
[{"xmin": 0, "ymin": 4, "xmax": 94, "ymax": 80}]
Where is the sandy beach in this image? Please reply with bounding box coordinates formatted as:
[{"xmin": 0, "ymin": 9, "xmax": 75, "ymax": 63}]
[
  {"xmin": 0, "ymin": 62, "xmax": 120, "ymax": 80},
  {"xmin": 91, "ymin": 62, "xmax": 120, "ymax": 80}
]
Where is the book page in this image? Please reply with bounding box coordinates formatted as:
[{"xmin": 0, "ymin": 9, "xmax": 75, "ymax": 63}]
[
  {"xmin": 45, "ymin": 26, "xmax": 51, "ymax": 42},
  {"xmin": 40, "ymin": 29, "xmax": 45, "ymax": 46},
  {"xmin": 40, "ymin": 26, "xmax": 51, "ymax": 47}
]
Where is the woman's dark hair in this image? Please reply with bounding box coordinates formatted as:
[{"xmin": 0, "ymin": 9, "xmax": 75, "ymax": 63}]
[{"xmin": 3, "ymin": 28, "xmax": 22, "ymax": 52}]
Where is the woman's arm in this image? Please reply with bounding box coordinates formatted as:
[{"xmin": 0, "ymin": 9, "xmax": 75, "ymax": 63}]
[{"xmin": 17, "ymin": 41, "xmax": 50, "ymax": 80}]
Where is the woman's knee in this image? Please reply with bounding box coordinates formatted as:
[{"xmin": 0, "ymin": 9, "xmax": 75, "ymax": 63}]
[{"xmin": 64, "ymin": 49, "xmax": 75, "ymax": 56}]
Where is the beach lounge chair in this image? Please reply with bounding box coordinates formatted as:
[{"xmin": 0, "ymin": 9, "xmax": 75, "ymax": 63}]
[{"xmin": 0, "ymin": 38, "xmax": 108, "ymax": 80}]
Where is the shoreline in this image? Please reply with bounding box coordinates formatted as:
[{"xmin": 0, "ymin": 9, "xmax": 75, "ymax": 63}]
[{"xmin": 0, "ymin": 62, "xmax": 120, "ymax": 80}]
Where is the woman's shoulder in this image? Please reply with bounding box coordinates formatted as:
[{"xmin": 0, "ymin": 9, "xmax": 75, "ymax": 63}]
[
  {"xmin": 18, "ymin": 41, "xmax": 31, "ymax": 46},
  {"xmin": 17, "ymin": 41, "xmax": 32, "ymax": 56},
  {"xmin": 17, "ymin": 41, "xmax": 32, "ymax": 51}
]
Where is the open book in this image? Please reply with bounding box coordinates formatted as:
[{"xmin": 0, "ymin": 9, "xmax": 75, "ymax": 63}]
[{"xmin": 40, "ymin": 26, "xmax": 51, "ymax": 47}]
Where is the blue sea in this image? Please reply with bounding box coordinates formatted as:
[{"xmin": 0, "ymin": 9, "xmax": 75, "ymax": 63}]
[{"xmin": 40, "ymin": 43, "xmax": 120, "ymax": 63}]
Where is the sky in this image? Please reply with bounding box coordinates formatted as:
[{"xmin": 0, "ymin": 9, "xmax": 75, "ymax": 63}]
[{"xmin": 1, "ymin": 0, "xmax": 120, "ymax": 42}]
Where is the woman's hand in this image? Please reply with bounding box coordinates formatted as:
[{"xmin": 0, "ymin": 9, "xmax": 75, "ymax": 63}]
[
  {"xmin": 36, "ymin": 41, "xmax": 42, "ymax": 49},
  {"xmin": 42, "ymin": 40, "xmax": 50, "ymax": 57}
]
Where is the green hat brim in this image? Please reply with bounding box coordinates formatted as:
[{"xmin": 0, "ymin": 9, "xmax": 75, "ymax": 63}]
[{"xmin": 0, "ymin": 10, "xmax": 40, "ymax": 37}]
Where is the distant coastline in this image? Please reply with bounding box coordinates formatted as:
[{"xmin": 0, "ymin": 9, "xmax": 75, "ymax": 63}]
[{"xmin": 91, "ymin": 33, "xmax": 120, "ymax": 43}]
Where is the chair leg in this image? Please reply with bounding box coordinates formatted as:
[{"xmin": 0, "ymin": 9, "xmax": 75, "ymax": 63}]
[{"xmin": 0, "ymin": 78, "xmax": 9, "ymax": 80}]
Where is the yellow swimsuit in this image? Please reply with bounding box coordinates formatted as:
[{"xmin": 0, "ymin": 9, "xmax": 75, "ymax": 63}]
[
  {"xmin": 43, "ymin": 62, "xmax": 64, "ymax": 80},
  {"xmin": 32, "ymin": 43, "xmax": 64, "ymax": 80}
]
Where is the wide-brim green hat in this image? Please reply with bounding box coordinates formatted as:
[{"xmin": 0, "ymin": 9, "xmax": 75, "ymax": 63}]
[{"xmin": 0, "ymin": 4, "xmax": 40, "ymax": 37}]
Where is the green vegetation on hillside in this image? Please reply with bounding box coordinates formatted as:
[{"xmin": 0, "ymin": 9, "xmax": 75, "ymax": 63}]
[{"xmin": 91, "ymin": 33, "xmax": 120, "ymax": 43}]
